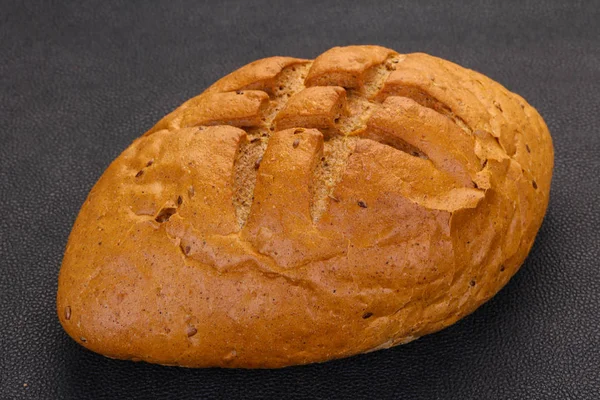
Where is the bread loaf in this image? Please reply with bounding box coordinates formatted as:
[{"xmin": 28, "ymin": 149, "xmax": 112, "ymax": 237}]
[{"xmin": 57, "ymin": 45, "xmax": 554, "ymax": 368}]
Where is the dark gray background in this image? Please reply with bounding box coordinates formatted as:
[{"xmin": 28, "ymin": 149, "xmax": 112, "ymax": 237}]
[{"xmin": 1, "ymin": 1, "xmax": 599, "ymax": 399}]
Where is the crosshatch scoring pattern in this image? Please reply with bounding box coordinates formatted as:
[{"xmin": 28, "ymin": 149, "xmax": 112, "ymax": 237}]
[{"xmin": 57, "ymin": 46, "xmax": 553, "ymax": 368}]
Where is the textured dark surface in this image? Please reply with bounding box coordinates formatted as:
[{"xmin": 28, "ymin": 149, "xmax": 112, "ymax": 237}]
[{"xmin": 1, "ymin": 0, "xmax": 599, "ymax": 398}]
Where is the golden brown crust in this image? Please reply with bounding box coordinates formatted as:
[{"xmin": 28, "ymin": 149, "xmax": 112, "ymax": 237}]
[
  {"xmin": 57, "ymin": 45, "xmax": 554, "ymax": 368},
  {"xmin": 305, "ymin": 45, "xmax": 396, "ymax": 90},
  {"xmin": 274, "ymin": 86, "xmax": 347, "ymax": 131}
]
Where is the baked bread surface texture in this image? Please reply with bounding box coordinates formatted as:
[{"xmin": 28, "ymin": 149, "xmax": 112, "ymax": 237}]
[{"xmin": 57, "ymin": 45, "xmax": 554, "ymax": 368}]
